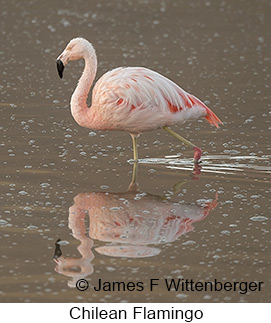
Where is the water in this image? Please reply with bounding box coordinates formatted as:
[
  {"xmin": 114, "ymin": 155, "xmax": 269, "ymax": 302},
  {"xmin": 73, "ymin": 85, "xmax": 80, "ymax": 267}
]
[{"xmin": 0, "ymin": 0, "xmax": 270, "ymax": 302}]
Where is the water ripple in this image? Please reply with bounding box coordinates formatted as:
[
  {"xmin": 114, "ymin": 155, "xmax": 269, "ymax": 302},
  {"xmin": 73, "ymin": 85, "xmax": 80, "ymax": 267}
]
[{"xmin": 128, "ymin": 155, "xmax": 271, "ymax": 176}]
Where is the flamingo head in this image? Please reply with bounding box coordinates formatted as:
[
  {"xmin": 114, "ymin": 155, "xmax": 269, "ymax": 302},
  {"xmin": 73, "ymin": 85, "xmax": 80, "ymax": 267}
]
[{"xmin": 56, "ymin": 38, "xmax": 95, "ymax": 78}]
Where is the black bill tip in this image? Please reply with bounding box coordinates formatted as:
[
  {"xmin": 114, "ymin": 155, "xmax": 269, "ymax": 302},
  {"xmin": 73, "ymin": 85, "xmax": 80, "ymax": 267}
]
[
  {"xmin": 53, "ymin": 238, "xmax": 62, "ymax": 259},
  {"xmin": 56, "ymin": 59, "xmax": 65, "ymax": 79}
]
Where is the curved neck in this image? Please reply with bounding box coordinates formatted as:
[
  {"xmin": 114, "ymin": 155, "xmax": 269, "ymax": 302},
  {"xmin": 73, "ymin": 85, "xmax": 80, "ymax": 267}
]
[{"xmin": 70, "ymin": 48, "xmax": 97, "ymax": 127}]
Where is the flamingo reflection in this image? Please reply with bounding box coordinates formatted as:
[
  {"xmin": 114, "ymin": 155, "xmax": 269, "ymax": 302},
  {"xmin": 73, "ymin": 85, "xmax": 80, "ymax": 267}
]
[{"xmin": 54, "ymin": 164, "xmax": 218, "ymax": 287}]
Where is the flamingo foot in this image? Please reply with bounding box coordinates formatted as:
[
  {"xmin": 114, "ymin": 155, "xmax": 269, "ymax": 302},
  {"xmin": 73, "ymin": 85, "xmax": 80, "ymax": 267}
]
[{"xmin": 193, "ymin": 147, "xmax": 202, "ymax": 163}]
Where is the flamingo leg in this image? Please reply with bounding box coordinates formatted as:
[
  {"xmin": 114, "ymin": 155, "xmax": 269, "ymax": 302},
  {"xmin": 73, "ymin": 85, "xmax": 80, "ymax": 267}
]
[
  {"xmin": 128, "ymin": 135, "xmax": 139, "ymax": 191},
  {"xmin": 130, "ymin": 134, "xmax": 139, "ymax": 161},
  {"xmin": 163, "ymin": 126, "xmax": 202, "ymax": 163}
]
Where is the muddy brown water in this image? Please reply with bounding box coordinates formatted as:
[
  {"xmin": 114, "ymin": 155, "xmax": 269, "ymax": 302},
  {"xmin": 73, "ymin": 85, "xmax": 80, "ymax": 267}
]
[{"xmin": 0, "ymin": 0, "xmax": 270, "ymax": 302}]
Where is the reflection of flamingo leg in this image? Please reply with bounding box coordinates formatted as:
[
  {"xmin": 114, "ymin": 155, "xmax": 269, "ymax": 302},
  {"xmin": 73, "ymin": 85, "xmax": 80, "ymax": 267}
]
[
  {"xmin": 172, "ymin": 179, "xmax": 191, "ymax": 195},
  {"xmin": 128, "ymin": 162, "xmax": 139, "ymax": 191},
  {"xmin": 161, "ymin": 179, "xmax": 190, "ymax": 200},
  {"xmin": 192, "ymin": 163, "xmax": 202, "ymax": 178}
]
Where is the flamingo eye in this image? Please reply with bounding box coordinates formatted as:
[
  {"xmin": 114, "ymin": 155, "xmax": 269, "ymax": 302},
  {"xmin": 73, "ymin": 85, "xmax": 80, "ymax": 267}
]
[{"xmin": 66, "ymin": 46, "xmax": 73, "ymax": 51}]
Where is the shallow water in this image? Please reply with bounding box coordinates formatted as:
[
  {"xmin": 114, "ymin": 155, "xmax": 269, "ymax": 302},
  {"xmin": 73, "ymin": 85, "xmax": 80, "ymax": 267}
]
[{"xmin": 0, "ymin": 0, "xmax": 270, "ymax": 302}]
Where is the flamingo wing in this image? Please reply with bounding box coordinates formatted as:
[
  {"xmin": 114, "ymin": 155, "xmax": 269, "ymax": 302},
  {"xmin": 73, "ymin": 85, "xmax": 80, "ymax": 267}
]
[{"xmin": 92, "ymin": 67, "xmax": 222, "ymax": 131}]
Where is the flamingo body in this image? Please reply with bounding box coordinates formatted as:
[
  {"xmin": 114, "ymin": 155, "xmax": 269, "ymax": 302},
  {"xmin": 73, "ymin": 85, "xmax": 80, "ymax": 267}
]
[
  {"xmin": 92, "ymin": 66, "xmax": 220, "ymax": 134},
  {"xmin": 56, "ymin": 38, "xmax": 222, "ymax": 161}
]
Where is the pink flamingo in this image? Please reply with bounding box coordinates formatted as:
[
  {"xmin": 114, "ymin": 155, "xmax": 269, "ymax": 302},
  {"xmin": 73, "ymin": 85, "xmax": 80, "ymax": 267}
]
[{"xmin": 56, "ymin": 38, "xmax": 222, "ymax": 162}]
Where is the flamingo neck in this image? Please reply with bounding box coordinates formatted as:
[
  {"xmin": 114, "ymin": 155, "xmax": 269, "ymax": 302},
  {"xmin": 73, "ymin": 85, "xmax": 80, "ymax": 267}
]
[{"xmin": 70, "ymin": 48, "xmax": 97, "ymax": 127}]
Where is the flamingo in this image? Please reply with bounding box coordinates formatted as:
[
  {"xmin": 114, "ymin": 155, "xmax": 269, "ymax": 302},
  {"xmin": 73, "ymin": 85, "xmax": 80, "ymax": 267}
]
[{"xmin": 56, "ymin": 38, "xmax": 222, "ymax": 162}]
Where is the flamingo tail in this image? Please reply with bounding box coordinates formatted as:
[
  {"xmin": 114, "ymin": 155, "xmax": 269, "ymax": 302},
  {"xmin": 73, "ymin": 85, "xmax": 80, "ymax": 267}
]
[
  {"xmin": 189, "ymin": 94, "xmax": 223, "ymax": 128},
  {"xmin": 204, "ymin": 106, "xmax": 223, "ymax": 128}
]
